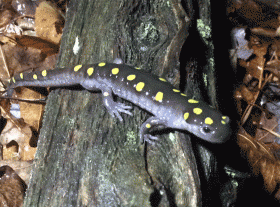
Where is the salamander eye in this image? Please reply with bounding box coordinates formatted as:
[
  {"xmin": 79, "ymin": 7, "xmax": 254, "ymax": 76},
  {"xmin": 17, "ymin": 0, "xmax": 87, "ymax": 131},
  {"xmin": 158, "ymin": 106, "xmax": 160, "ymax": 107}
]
[{"xmin": 203, "ymin": 126, "xmax": 211, "ymax": 133}]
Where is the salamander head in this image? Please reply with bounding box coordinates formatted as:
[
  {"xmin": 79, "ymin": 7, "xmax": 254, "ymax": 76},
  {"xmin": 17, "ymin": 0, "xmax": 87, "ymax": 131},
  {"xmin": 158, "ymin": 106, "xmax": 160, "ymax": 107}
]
[{"xmin": 176, "ymin": 100, "xmax": 231, "ymax": 143}]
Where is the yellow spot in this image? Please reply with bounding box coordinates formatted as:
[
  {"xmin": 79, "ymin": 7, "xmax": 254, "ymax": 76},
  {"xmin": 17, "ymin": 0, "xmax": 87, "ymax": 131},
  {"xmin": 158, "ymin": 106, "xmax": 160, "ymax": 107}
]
[
  {"xmin": 98, "ymin": 62, "xmax": 106, "ymax": 67},
  {"xmin": 112, "ymin": 68, "xmax": 119, "ymax": 75},
  {"xmin": 127, "ymin": 74, "xmax": 136, "ymax": 81},
  {"xmin": 173, "ymin": 89, "xmax": 180, "ymax": 92},
  {"xmin": 20, "ymin": 73, "xmax": 23, "ymax": 79},
  {"xmin": 87, "ymin": 67, "xmax": 94, "ymax": 76},
  {"xmin": 155, "ymin": 92, "xmax": 163, "ymax": 102},
  {"xmin": 146, "ymin": 123, "xmax": 151, "ymax": 128},
  {"xmin": 188, "ymin": 99, "xmax": 199, "ymax": 103},
  {"xmin": 181, "ymin": 93, "xmax": 187, "ymax": 96},
  {"xmin": 103, "ymin": 92, "xmax": 109, "ymax": 97},
  {"xmin": 8, "ymin": 79, "xmax": 10, "ymax": 83},
  {"xmin": 222, "ymin": 116, "xmax": 228, "ymax": 125},
  {"xmin": 12, "ymin": 77, "xmax": 15, "ymax": 83},
  {"xmin": 193, "ymin": 108, "xmax": 202, "ymax": 115},
  {"xmin": 159, "ymin": 78, "xmax": 167, "ymax": 82},
  {"xmin": 74, "ymin": 65, "xmax": 82, "ymax": 72},
  {"xmin": 136, "ymin": 82, "xmax": 145, "ymax": 92},
  {"xmin": 33, "ymin": 74, "xmax": 37, "ymax": 80},
  {"xmin": 205, "ymin": 117, "xmax": 213, "ymax": 125},
  {"xmin": 184, "ymin": 112, "xmax": 189, "ymax": 120},
  {"xmin": 42, "ymin": 70, "xmax": 47, "ymax": 77},
  {"xmin": 135, "ymin": 67, "xmax": 141, "ymax": 70}
]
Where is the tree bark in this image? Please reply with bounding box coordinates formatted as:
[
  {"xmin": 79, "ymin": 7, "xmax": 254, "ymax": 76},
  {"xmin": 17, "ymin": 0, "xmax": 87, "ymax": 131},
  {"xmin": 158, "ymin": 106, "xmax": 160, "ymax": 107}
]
[{"xmin": 23, "ymin": 0, "xmax": 202, "ymax": 206}]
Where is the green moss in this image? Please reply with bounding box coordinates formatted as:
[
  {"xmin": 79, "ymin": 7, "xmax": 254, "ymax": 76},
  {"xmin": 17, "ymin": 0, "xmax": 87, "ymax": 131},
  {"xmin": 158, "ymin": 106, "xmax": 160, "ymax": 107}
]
[
  {"xmin": 125, "ymin": 131, "xmax": 137, "ymax": 146},
  {"xmin": 197, "ymin": 19, "xmax": 211, "ymax": 40}
]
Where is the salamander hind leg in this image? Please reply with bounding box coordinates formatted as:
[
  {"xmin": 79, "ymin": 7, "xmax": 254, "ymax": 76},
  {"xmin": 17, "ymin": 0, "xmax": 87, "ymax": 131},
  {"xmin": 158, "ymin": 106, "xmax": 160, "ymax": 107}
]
[
  {"xmin": 140, "ymin": 116, "xmax": 168, "ymax": 144},
  {"xmin": 101, "ymin": 88, "xmax": 132, "ymax": 121}
]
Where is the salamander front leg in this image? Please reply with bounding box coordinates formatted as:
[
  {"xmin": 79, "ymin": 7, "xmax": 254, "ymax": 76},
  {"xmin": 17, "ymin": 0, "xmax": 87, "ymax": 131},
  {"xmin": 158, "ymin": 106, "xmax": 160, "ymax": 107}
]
[
  {"xmin": 140, "ymin": 116, "xmax": 168, "ymax": 144},
  {"xmin": 101, "ymin": 88, "xmax": 132, "ymax": 121}
]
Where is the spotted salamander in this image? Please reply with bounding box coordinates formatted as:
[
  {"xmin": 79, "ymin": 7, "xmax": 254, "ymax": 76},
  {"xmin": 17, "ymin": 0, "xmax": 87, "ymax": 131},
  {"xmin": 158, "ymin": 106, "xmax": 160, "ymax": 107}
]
[{"xmin": 6, "ymin": 62, "xmax": 231, "ymax": 143}]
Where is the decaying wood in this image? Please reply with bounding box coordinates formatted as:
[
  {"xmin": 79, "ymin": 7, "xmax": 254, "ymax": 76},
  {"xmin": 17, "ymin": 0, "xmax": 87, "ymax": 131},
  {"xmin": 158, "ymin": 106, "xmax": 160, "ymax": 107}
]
[{"xmin": 22, "ymin": 0, "xmax": 205, "ymax": 206}]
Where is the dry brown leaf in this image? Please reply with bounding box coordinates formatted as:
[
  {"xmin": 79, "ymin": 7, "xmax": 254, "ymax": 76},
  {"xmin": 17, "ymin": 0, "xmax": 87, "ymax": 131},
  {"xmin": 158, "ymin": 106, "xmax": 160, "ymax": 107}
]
[
  {"xmin": 0, "ymin": 42, "xmax": 57, "ymax": 83},
  {"xmin": 238, "ymin": 127, "xmax": 280, "ymax": 193},
  {"xmin": 35, "ymin": 1, "xmax": 64, "ymax": 45},
  {"xmin": 3, "ymin": 144, "xmax": 18, "ymax": 160},
  {"xmin": 0, "ymin": 160, "xmax": 33, "ymax": 185},
  {"xmin": 260, "ymin": 160, "xmax": 279, "ymax": 192},
  {"xmin": 0, "ymin": 165, "xmax": 26, "ymax": 207},
  {"xmin": 0, "ymin": 44, "xmax": 41, "ymax": 78},
  {"xmin": 0, "ymin": 119, "xmax": 34, "ymax": 160},
  {"xmin": 15, "ymin": 35, "xmax": 59, "ymax": 56},
  {"xmin": 17, "ymin": 87, "xmax": 45, "ymax": 131},
  {"xmin": 0, "ymin": 9, "xmax": 16, "ymax": 28}
]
